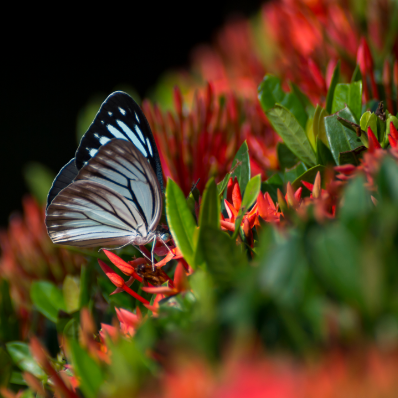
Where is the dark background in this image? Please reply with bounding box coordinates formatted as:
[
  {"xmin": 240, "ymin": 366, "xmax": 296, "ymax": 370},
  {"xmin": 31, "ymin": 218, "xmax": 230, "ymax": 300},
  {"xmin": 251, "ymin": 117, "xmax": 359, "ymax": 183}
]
[{"xmin": 1, "ymin": 1, "xmax": 264, "ymax": 227}]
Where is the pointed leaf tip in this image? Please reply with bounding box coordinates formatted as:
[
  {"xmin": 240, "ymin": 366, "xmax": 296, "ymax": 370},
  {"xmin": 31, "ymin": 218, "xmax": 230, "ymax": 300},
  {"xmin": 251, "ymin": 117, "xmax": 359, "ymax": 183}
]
[{"xmin": 367, "ymin": 127, "xmax": 381, "ymax": 152}]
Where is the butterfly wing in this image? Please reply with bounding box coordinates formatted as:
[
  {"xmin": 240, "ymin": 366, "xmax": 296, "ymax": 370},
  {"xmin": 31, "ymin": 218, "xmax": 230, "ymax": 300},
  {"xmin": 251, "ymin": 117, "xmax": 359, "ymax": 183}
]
[
  {"xmin": 46, "ymin": 180, "xmax": 146, "ymax": 247},
  {"xmin": 75, "ymin": 91, "xmax": 164, "ymax": 191},
  {"xmin": 47, "ymin": 159, "xmax": 79, "ymax": 208},
  {"xmin": 45, "ymin": 139, "xmax": 162, "ymax": 248}
]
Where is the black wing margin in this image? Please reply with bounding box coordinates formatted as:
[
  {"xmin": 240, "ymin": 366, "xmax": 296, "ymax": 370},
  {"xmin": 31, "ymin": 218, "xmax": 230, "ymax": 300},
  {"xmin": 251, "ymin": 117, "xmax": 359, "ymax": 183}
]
[
  {"xmin": 75, "ymin": 91, "xmax": 164, "ymax": 191},
  {"xmin": 46, "ymin": 158, "xmax": 79, "ymax": 208}
]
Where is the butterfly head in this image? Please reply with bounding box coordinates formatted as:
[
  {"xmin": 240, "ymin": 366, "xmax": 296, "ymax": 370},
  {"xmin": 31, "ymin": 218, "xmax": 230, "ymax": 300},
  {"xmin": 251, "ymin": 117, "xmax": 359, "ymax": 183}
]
[{"xmin": 156, "ymin": 225, "xmax": 172, "ymax": 243}]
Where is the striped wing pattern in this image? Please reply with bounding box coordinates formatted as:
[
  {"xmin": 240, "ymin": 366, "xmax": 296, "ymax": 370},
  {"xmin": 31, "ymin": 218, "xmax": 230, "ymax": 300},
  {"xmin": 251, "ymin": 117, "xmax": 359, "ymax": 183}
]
[
  {"xmin": 46, "ymin": 159, "xmax": 79, "ymax": 208},
  {"xmin": 46, "ymin": 91, "xmax": 163, "ymax": 209},
  {"xmin": 75, "ymin": 91, "xmax": 163, "ymax": 190},
  {"xmin": 46, "ymin": 139, "xmax": 162, "ymax": 248}
]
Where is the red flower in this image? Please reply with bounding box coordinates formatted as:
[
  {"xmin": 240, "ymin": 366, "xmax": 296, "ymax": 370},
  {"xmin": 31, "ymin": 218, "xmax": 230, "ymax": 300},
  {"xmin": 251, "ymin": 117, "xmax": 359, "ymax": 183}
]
[{"xmin": 221, "ymin": 177, "xmax": 259, "ymax": 242}]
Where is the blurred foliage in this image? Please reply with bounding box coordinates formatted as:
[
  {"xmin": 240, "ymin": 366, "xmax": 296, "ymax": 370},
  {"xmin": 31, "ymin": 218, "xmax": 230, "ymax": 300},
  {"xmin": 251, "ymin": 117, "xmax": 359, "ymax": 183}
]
[
  {"xmin": 23, "ymin": 162, "xmax": 54, "ymax": 206},
  {"xmin": 2, "ymin": 0, "xmax": 398, "ymax": 397}
]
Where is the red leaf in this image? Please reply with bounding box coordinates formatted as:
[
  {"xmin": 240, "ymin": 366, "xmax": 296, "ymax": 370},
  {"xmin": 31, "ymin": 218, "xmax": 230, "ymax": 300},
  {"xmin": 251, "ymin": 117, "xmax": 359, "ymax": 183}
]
[{"xmin": 367, "ymin": 127, "xmax": 381, "ymax": 153}]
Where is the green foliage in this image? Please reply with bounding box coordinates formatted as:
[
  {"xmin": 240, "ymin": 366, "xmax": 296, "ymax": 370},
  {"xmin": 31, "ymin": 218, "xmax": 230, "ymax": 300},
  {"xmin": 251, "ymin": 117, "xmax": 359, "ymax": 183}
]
[
  {"xmin": 8, "ymin": 42, "xmax": 398, "ymax": 396},
  {"xmin": 232, "ymin": 174, "xmax": 261, "ymax": 239},
  {"xmin": 324, "ymin": 106, "xmax": 364, "ymax": 164},
  {"xmin": 331, "ymin": 81, "xmax": 362, "ymax": 122},
  {"xmin": 258, "ymin": 75, "xmax": 308, "ymax": 129},
  {"xmin": 218, "ymin": 141, "xmax": 251, "ymax": 197},
  {"xmin": 23, "ymin": 162, "xmax": 54, "ymax": 205},
  {"xmin": 30, "ymin": 281, "xmax": 67, "ymax": 322},
  {"xmin": 325, "ymin": 60, "xmax": 340, "ymax": 114},
  {"xmin": 263, "ymin": 104, "xmax": 316, "ymax": 167},
  {"xmin": 277, "ymin": 143, "xmax": 299, "ymax": 170},
  {"xmin": 195, "ymin": 178, "xmax": 220, "ymax": 267},
  {"xmin": 361, "ymin": 111, "xmax": 378, "ymax": 139},
  {"xmin": 166, "ymin": 179, "xmax": 197, "ymax": 267},
  {"xmin": 69, "ymin": 339, "xmax": 104, "ymax": 398},
  {"xmin": 0, "ymin": 280, "xmax": 19, "ymax": 343},
  {"xmin": 6, "ymin": 343, "xmax": 46, "ymax": 379}
]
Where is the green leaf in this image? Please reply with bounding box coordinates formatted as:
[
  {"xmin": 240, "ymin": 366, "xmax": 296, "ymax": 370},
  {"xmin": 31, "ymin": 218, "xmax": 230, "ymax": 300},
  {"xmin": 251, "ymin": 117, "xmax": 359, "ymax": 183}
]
[
  {"xmin": 338, "ymin": 146, "xmax": 367, "ymax": 166},
  {"xmin": 23, "ymin": 162, "xmax": 55, "ymax": 205},
  {"xmin": 195, "ymin": 178, "xmax": 220, "ymax": 267},
  {"xmin": 331, "ymin": 81, "xmax": 362, "ymax": 122},
  {"xmin": 339, "ymin": 175, "xmax": 373, "ymax": 237},
  {"xmin": 218, "ymin": 141, "xmax": 251, "ymax": 200},
  {"xmin": 325, "ymin": 60, "xmax": 340, "ymax": 114},
  {"xmin": 289, "ymin": 82, "xmax": 315, "ymax": 116},
  {"xmin": 229, "ymin": 141, "xmax": 251, "ymax": 195},
  {"xmin": 316, "ymin": 138, "xmax": 336, "ymax": 166},
  {"xmin": 6, "ymin": 342, "xmax": 46, "ymax": 378},
  {"xmin": 324, "ymin": 106, "xmax": 364, "ymax": 165},
  {"xmin": 386, "ymin": 115, "xmax": 398, "ymax": 142},
  {"xmin": 199, "ymin": 226, "xmax": 247, "ymax": 283},
  {"xmin": 265, "ymin": 104, "xmax": 316, "ymax": 167},
  {"xmin": 69, "ymin": 339, "xmax": 103, "ymax": 398},
  {"xmin": 79, "ymin": 264, "xmax": 93, "ymax": 308},
  {"xmin": 198, "ymin": 178, "xmax": 220, "ymax": 229},
  {"xmin": 351, "ymin": 65, "xmax": 362, "ymax": 82},
  {"xmin": 30, "ymin": 281, "xmax": 67, "ymax": 322},
  {"xmin": 309, "ymin": 224, "xmax": 365, "ymax": 312},
  {"xmin": 261, "ymin": 173, "xmax": 284, "ymax": 202},
  {"xmin": 0, "ymin": 280, "xmax": 19, "ymax": 343},
  {"xmin": 259, "ymin": 235, "xmax": 308, "ymax": 307},
  {"xmin": 313, "ymin": 105, "xmax": 329, "ymax": 147},
  {"xmin": 63, "ymin": 276, "xmax": 80, "ymax": 313},
  {"xmin": 10, "ymin": 371, "xmax": 27, "ymax": 386},
  {"xmin": 306, "ymin": 116, "xmax": 316, "ymax": 151},
  {"xmin": 258, "ymin": 74, "xmax": 308, "ymax": 129},
  {"xmin": 166, "ymin": 179, "xmax": 197, "ymax": 267},
  {"xmin": 292, "ymin": 165, "xmax": 326, "ymax": 191},
  {"xmin": 0, "ymin": 347, "xmax": 12, "ymax": 386},
  {"xmin": 277, "ymin": 142, "xmax": 299, "ymax": 170},
  {"xmin": 377, "ymin": 156, "xmax": 398, "ymax": 203},
  {"xmin": 378, "ymin": 117, "xmax": 387, "ymax": 148},
  {"xmin": 19, "ymin": 389, "xmax": 35, "ymax": 398},
  {"xmin": 360, "ymin": 111, "xmax": 378, "ymax": 140},
  {"xmin": 232, "ymin": 174, "xmax": 261, "ymax": 239},
  {"xmin": 217, "ymin": 173, "xmax": 231, "ymax": 197},
  {"xmin": 284, "ymin": 162, "xmax": 307, "ymax": 183}
]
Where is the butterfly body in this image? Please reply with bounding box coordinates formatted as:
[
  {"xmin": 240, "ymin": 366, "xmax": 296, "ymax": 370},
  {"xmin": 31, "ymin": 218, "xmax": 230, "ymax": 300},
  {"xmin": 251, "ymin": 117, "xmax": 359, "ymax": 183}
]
[{"xmin": 45, "ymin": 92, "xmax": 171, "ymax": 261}]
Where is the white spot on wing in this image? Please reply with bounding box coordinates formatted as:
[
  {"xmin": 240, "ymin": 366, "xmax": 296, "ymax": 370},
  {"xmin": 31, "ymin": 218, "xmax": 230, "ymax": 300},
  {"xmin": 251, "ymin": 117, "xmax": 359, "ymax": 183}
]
[
  {"xmin": 119, "ymin": 107, "xmax": 126, "ymax": 115},
  {"xmin": 135, "ymin": 112, "xmax": 140, "ymax": 122},
  {"xmin": 116, "ymin": 120, "xmax": 148, "ymax": 157},
  {"xmin": 134, "ymin": 125, "xmax": 145, "ymax": 142},
  {"xmin": 108, "ymin": 111, "xmax": 113, "ymax": 116},
  {"xmin": 87, "ymin": 148, "xmax": 98, "ymax": 157},
  {"xmin": 107, "ymin": 125, "xmax": 129, "ymax": 141},
  {"xmin": 99, "ymin": 136, "xmax": 111, "ymax": 145},
  {"xmin": 146, "ymin": 138, "xmax": 153, "ymax": 156},
  {"xmin": 94, "ymin": 133, "xmax": 110, "ymax": 145}
]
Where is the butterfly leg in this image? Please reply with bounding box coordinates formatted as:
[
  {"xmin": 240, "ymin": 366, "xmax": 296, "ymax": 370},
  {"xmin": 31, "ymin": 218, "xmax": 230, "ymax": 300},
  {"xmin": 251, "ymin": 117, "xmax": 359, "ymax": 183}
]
[
  {"xmin": 132, "ymin": 245, "xmax": 152, "ymax": 263},
  {"xmin": 150, "ymin": 236, "xmax": 157, "ymax": 271},
  {"xmin": 158, "ymin": 237, "xmax": 175, "ymax": 257}
]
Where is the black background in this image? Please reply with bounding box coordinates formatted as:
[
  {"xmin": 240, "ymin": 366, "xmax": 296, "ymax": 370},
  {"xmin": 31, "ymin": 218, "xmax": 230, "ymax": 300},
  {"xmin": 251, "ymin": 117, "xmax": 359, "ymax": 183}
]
[{"xmin": 1, "ymin": 1, "xmax": 264, "ymax": 227}]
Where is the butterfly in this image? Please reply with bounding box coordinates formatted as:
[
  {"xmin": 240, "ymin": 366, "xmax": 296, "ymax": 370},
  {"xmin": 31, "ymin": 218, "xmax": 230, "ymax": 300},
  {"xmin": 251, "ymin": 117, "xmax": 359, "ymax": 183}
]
[{"xmin": 45, "ymin": 92, "xmax": 172, "ymax": 264}]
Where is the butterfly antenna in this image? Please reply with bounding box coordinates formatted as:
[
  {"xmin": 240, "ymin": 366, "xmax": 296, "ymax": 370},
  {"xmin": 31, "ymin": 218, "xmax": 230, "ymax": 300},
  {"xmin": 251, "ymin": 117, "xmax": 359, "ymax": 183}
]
[{"xmin": 150, "ymin": 237, "xmax": 157, "ymax": 271}]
